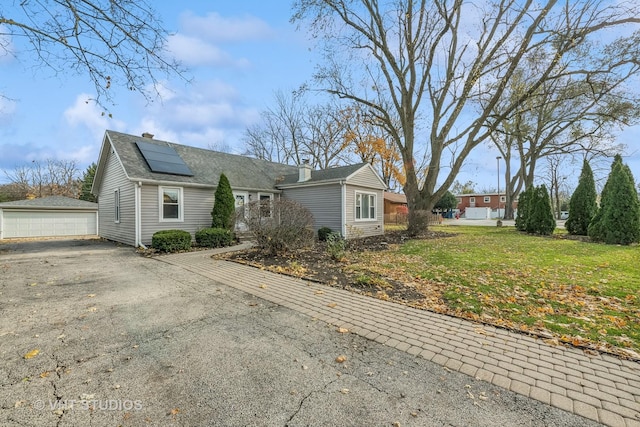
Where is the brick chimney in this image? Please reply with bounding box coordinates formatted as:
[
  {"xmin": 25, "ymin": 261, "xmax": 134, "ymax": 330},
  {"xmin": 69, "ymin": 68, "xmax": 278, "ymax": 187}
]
[{"xmin": 298, "ymin": 159, "xmax": 312, "ymax": 182}]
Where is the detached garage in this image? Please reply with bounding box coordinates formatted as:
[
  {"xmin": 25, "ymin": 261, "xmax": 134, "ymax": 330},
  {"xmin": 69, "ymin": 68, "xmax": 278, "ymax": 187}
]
[{"xmin": 0, "ymin": 196, "xmax": 98, "ymax": 239}]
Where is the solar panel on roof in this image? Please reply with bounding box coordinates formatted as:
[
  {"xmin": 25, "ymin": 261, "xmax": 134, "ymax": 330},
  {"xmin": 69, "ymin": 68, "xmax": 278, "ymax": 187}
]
[{"xmin": 135, "ymin": 140, "xmax": 194, "ymax": 176}]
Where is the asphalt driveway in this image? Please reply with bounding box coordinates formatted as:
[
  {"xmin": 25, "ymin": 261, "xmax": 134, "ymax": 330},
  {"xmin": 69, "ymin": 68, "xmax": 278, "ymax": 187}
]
[{"xmin": 0, "ymin": 238, "xmax": 597, "ymax": 426}]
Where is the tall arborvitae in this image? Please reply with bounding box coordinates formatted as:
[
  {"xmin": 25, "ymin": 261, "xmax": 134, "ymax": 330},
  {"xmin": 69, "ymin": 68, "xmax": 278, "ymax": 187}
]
[
  {"xmin": 566, "ymin": 160, "xmax": 597, "ymax": 236},
  {"xmin": 211, "ymin": 173, "xmax": 235, "ymax": 231},
  {"xmin": 515, "ymin": 186, "xmax": 533, "ymax": 232},
  {"xmin": 528, "ymin": 185, "xmax": 556, "ymax": 235},
  {"xmin": 588, "ymin": 155, "xmax": 640, "ymax": 244}
]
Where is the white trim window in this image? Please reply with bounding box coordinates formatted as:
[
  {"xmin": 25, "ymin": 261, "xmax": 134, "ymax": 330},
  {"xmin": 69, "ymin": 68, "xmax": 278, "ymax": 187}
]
[
  {"xmin": 500, "ymin": 196, "xmax": 506, "ymax": 202},
  {"xmin": 114, "ymin": 189, "xmax": 120, "ymax": 223},
  {"xmin": 159, "ymin": 187, "xmax": 183, "ymax": 222},
  {"xmin": 484, "ymin": 196, "xmax": 491, "ymax": 203},
  {"xmin": 355, "ymin": 192, "xmax": 376, "ymax": 220}
]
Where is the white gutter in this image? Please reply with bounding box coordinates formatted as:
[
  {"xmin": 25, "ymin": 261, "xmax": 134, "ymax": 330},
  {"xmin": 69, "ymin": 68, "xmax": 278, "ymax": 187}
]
[
  {"xmin": 340, "ymin": 180, "xmax": 346, "ymax": 238},
  {"xmin": 135, "ymin": 181, "xmax": 143, "ymax": 247}
]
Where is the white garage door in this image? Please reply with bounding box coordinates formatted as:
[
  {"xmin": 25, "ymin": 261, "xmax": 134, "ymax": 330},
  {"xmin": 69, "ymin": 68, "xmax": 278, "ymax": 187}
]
[{"xmin": 3, "ymin": 211, "xmax": 97, "ymax": 238}]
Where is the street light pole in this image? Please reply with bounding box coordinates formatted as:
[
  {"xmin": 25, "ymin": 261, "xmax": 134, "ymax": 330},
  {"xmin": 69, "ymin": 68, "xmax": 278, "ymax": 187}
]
[{"xmin": 496, "ymin": 156, "xmax": 502, "ymax": 218}]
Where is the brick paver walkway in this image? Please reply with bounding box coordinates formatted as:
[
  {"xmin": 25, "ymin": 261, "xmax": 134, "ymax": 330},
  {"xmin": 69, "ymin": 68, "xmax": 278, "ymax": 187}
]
[{"xmin": 159, "ymin": 248, "xmax": 640, "ymax": 427}]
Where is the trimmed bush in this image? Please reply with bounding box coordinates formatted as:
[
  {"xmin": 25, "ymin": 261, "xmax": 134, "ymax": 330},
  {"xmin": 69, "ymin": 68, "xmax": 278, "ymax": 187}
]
[
  {"xmin": 152, "ymin": 229, "xmax": 192, "ymax": 252},
  {"xmin": 195, "ymin": 227, "xmax": 234, "ymax": 248},
  {"xmin": 566, "ymin": 160, "xmax": 597, "ymax": 236},
  {"xmin": 318, "ymin": 226, "xmax": 333, "ymax": 241},
  {"xmin": 211, "ymin": 173, "xmax": 235, "ymax": 230}
]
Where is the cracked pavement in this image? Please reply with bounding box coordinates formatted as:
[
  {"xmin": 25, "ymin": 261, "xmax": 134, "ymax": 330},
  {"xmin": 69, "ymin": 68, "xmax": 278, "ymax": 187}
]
[{"xmin": 0, "ymin": 239, "xmax": 600, "ymax": 426}]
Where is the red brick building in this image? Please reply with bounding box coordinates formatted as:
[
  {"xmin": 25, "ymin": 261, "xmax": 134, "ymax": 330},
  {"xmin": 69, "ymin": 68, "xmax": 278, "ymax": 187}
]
[{"xmin": 455, "ymin": 193, "xmax": 518, "ymax": 217}]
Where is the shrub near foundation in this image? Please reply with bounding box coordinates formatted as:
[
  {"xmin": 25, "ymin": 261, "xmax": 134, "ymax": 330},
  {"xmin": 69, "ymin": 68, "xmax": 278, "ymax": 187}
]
[
  {"xmin": 195, "ymin": 227, "xmax": 233, "ymax": 248},
  {"xmin": 151, "ymin": 229, "xmax": 192, "ymax": 253}
]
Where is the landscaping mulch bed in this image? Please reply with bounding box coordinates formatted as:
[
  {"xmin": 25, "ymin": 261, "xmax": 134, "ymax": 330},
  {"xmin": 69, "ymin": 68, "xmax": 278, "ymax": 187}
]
[{"xmin": 217, "ymin": 230, "xmax": 453, "ymax": 304}]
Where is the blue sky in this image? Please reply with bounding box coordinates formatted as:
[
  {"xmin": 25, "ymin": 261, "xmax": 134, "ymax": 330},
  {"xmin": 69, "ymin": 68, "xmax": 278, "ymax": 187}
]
[{"xmin": 1, "ymin": 1, "xmax": 638, "ymax": 191}]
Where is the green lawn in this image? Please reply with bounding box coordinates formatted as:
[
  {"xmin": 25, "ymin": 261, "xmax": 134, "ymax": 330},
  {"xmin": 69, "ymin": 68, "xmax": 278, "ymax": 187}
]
[{"xmin": 352, "ymin": 225, "xmax": 640, "ymax": 357}]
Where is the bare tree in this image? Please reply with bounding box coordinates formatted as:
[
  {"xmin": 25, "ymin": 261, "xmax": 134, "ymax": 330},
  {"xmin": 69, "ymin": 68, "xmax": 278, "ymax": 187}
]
[
  {"xmin": 293, "ymin": 0, "xmax": 640, "ymax": 235},
  {"xmin": 244, "ymin": 90, "xmax": 306, "ymax": 165},
  {"xmin": 1, "ymin": 1, "xmax": 184, "ymax": 107},
  {"xmin": 487, "ymin": 57, "xmax": 637, "ymax": 218},
  {"xmin": 3, "ymin": 159, "xmax": 81, "ymax": 198},
  {"xmin": 243, "ymin": 91, "xmax": 350, "ymax": 168}
]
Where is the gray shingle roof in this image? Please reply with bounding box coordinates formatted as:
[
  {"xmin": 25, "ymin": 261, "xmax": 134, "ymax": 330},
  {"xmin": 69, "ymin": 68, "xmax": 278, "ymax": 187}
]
[
  {"xmin": 107, "ymin": 131, "xmax": 299, "ymax": 191},
  {"xmin": 278, "ymin": 163, "xmax": 370, "ymax": 185},
  {"xmin": 0, "ymin": 196, "xmax": 98, "ymax": 209}
]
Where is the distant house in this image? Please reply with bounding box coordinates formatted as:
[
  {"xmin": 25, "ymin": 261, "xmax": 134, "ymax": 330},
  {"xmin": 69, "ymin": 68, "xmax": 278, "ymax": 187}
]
[
  {"xmin": 383, "ymin": 192, "xmax": 408, "ymax": 224},
  {"xmin": 91, "ymin": 131, "xmax": 387, "ymax": 247},
  {"xmin": 455, "ymin": 193, "xmax": 518, "ymax": 219}
]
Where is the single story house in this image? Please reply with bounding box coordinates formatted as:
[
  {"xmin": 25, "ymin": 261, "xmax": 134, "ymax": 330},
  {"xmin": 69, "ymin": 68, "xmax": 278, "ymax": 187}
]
[
  {"xmin": 91, "ymin": 130, "xmax": 387, "ymax": 247},
  {"xmin": 383, "ymin": 192, "xmax": 408, "ymax": 224},
  {"xmin": 0, "ymin": 196, "xmax": 98, "ymax": 239}
]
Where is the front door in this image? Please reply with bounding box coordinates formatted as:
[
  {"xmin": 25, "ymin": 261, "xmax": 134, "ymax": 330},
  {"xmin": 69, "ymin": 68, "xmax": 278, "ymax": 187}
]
[{"xmin": 233, "ymin": 191, "xmax": 249, "ymax": 231}]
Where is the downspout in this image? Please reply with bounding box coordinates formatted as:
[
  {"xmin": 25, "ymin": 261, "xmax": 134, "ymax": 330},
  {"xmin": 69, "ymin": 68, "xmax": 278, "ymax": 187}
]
[
  {"xmin": 340, "ymin": 180, "xmax": 346, "ymax": 238},
  {"xmin": 135, "ymin": 182, "xmax": 147, "ymax": 249}
]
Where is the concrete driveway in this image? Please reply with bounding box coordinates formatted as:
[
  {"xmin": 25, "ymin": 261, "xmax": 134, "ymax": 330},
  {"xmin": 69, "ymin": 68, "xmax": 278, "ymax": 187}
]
[{"xmin": 0, "ymin": 239, "xmax": 596, "ymax": 426}]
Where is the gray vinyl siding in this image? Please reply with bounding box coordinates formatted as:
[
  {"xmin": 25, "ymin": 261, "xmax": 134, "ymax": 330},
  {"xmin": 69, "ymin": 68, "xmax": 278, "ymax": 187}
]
[
  {"xmin": 97, "ymin": 149, "xmax": 135, "ymax": 246},
  {"xmin": 140, "ymin": 185, "xmax": 214, "ymax": 245},
  {"xmin": 348, "ymin": 167, "xmax": 386, "ymax": 190},
  {"xmin": 282, "ymin": 185, "xmax": 342, "ymax": 234},
  {"xmin": 345, "ymin": 185, "xmax": 384, "ymax": 238}
]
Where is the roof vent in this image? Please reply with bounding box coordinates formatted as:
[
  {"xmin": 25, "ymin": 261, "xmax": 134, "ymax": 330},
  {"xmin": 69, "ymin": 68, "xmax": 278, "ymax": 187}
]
[{"xmin": 141, "ymin": 132, "xmax": 154, "ymax": 139}]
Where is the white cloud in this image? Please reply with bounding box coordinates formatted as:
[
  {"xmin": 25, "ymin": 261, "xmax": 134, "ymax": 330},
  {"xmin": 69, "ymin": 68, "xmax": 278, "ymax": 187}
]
[
  {"xmin": 0, "ymin": 96, "xmax": 16, "ymax": 124},
  {"xmin": 63, "ymin": 93, "xmax": 126, "ymax": 140},
  {"xmin": 179, "ymin": 11, "xmax": 275, "ymax": 43},
  {"xmin": 167, "ymin": 33, "xmax": 249, "ymax": 67},
  {"xmin": 130, "ymin": 79, "xmax": 261, "ymax": 153}
]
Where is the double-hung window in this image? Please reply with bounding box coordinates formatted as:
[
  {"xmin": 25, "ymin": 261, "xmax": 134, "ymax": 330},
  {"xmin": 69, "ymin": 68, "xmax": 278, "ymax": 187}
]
[
  {"xmin": 355, "ymin": 192, "xmax": 376, "ymax": 220},
  {"xmin": 160, "ymin": 187, "xmax": 183, "ymax": 221}
]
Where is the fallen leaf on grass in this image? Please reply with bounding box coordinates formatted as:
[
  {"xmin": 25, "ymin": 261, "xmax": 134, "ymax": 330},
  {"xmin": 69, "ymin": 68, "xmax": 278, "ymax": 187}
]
[
  {"xmin": 335, "ymin": 355, "xmax": 347, "ymax": 363},
  {"xmin": 168, "ymin": 408, "xmax": 180, "ymax": 416},
  {"xmin": 24, "ymin": 349, "xmax": 39, "ymax": 359},
  {"xmin": 39, "ymin": 371, "xmax": 50, "ymax": 378},
  {"xmin": 87, "ymin": 294, "xmax": 96, "ymax": 298},
  {"xmin": 87, "ymin": 307, "xmax": 97, "ymax": 312},
  {"xmin": 259, "ymin": 284, "xmax": 268, "ymax": 289}
]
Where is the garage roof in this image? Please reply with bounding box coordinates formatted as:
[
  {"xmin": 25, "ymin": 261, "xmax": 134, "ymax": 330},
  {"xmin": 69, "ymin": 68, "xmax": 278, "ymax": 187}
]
[{"xmin": 0, "ymin": 196, "xmax": 98, "ymax": 210}]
